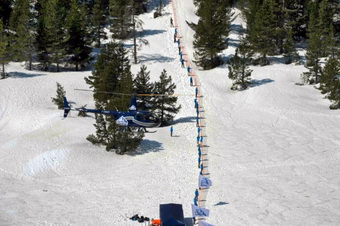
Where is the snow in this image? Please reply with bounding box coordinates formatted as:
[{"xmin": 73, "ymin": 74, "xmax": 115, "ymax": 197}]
[{"xmin": 1, "ymin": 0, "xmax": 340, "ymax": 225}]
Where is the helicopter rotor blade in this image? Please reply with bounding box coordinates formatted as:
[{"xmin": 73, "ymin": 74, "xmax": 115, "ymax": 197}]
[
  {"xmin": 74, "ymin": 89, "xmax": 193, "ymax": 97},
  {"xmin": 74, "ymin": 89, "xmax": 132, "ymax": 96}
]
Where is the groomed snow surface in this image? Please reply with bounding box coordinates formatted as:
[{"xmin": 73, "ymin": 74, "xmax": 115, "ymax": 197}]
[{"xmin": 1, "ymin": 0, "xmax": 340, "ymax": 225}]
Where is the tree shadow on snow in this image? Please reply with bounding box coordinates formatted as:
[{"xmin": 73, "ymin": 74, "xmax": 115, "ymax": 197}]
[
  {"xmin": 138, "ymin": 54, "xmax": 176, "ymax": 64},
  {"xmin": 9, "ymin": 71, "xmax": 45, "ymax": 78},
  {"xmin": 250, "ymin": 78, "xmax": 274, "ymax": 88},
  {"xmin": 132, "ymin": 139, "xmax": 163, "ymax": 156},
  {"xmin": 214, "ymin": 201, "xmax": 229, "ymax": 206},
  {"xmin": 230, "ymin": 24, "xmax": 246, "ymax": 35},
  {"xmin": 172, "ymin": 116, "xmax": 196, "ymax": 124},
  {"xmin": 228, "ymin": 38, "xmax": 240, "ymax": 48},
  {"xmin": 140, "ymin": 29, "xmax": 166, "ymax": 37}
]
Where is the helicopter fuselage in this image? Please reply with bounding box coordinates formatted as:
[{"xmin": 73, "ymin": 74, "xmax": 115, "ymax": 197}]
[{"xmin": 75, "ymin": 107, "xmax": 160, "ymax": 128}]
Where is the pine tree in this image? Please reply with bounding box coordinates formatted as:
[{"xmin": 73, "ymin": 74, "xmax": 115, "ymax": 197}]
[
  {"xmin": 85, "ymin": 42, "xmax": 130, "ymax": 104},
  {"xmin": 228, "ymin": 37, "xmax": 253, "ymax": 90},
  {"xmin": 248, "ymin": 0, "xmax": 277, "ymax": 65},
  {"xmin": 51, "ymin": 82, "xmax": 66, "ymax": 109},
  {"xmin": 328, "ymin": 80, "xmax": 340, "ymax": 110},
  {"xmin": 78, "ymin": 105, "xmax": 88, "ymax": 117},
  {"xmin": 85, "ymin": 41, "xmax": 144, "ymax": 153},
  {"xmin": 153, "ymin": 69, "xmax": 181, "ymax": 126},
  {"xmin": 50, "ymin": 0, "xmax": 68, "ymax": 72},
  {"xmin": 193, "ymin": 0, "xmax": 232, "ymax": 69},
  {"xmin": 109, "ymin": 0, "xmax": 130, "ymax": 39},
  {"xmin": 9, "ymin": 0, "xmax": 35, "ymax": 70},
  {"xmin": 134, "ymin": 65, "xmax": 154, "ymax": 110},
  {"xmin": 36, "ymin": 0, "xmax": 57, "ymax": 70},
  {"xmin": 114, "ymin": 128, "xmax": 144, "ymax": 154},
  {"xmin": 317, "ymin": 0, "xmax": 334, "ymax": 57},
  {"xmin": 282, "ymin": 0, "xmax": 307, "ymax": 41},
  {"xmin": 0, "ymin": 22, "xmax": 10, "ymax": 79},
  {"xmin": 305, "ymin": 7, "xmax": 322, "ymax": 84},
  {"xmin": 87, "ymin": 112, "xmax": 108, "ymax": 145},
  {"xmin": 323, "ymin": 22, "xmax": 340, "ymax": 60},
  {"xmin": 91, "ymin": 0, "xmax": 107, "ymax": 48},
  {"xmin": 0, "ymin": 0, "xmax": 13, "ymax": 27},
  {"xmin": 283, "ymin": 28, "xmax": 300, "ymax": 64},
  {"xmin": 115, "ymin": 62, "xmax": 134, "ymax": 110},
  {"xmin": 240, "ymin": 0, "xmax": 260, "ymax": 31},
  {"xmin": 65, "ymin": 0, "xmax": 92, "ymax": 71},
  {"xmin": 320, "ymin": 57, "xmax": 340, "ymax": 94},
  {"xmin": 103, "ymin": 70, "xmax": 144, "ymax": 154}
]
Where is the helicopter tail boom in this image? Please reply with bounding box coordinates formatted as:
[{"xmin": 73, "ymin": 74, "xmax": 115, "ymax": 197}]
[{"xmin": 63, "ymin": 97, "xmax": 71, "ymax": 118}]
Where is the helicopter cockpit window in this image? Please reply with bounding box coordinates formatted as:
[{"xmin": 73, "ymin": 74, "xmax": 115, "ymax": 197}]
[{"xmin": 136, "ymin": 113, "xmax": 147, "ymax": 121}]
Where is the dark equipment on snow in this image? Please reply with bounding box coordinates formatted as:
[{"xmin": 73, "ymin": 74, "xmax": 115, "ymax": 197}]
[{"xmin": 159, "ymin": 203, "xmax": 185, "ymax": 226}]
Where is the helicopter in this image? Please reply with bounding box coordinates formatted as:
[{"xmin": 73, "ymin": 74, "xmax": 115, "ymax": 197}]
[{"xmin": 63, "ymin": 94, "xmax": 162, "ymax": 131}]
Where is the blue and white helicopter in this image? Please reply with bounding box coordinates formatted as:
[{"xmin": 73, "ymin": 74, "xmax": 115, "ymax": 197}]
[{"xmin": 63, "ymin": 94, "xmax": 161, "ymax": 131}]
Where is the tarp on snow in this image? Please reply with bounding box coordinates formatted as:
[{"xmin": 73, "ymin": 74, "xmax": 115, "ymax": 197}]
[{"xmin": 160, "ymin": 203, "xmax": 185, "ymax": 226}]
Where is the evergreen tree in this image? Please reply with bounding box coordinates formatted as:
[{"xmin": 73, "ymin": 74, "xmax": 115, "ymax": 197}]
[
  {"xmin": 133, "ymin": 0, "xmax": 147, "ymax": 14},
  {"xmin": 51, "ymin": 82, "xmax": 66, "ymax": 109},
  {"xmin": 283, "ymin": 28, "xmax": 300, "ymax": 64},
  {"xmin": 85, "ymin": 42, "xmax": 130, "ymax": 104},
  {"xmin": 36, "ymin": 0, "xmax": 57, "ymax": 70},
  {"xmin": 282, "ymin": 0, "xmax": 307, "ymax": 41},
  {"xmin": 0, "ymin": 0, "xmax": 13, "ymax": 27},
  {"xmin": 153, "ymin": 69, "xmax": 181, "ymax": 125},
  {"xmin": 0, "ymin": 22, "xmax": 10, "ymax": 79},
  {"xmin": 248, "ymin": 0, "xmax": 277, "ymax": 65},
  {"xmin": 109, "ymin": 0, "xmax": 130, "ymax": 39},
  {"xmin": 193, "ymin": 0, "xmax": 232, "ymax": 69},
  {"xmin": 328, "ymin": 80, "xmax": 340, "ymax": 110},
  {"xmin": 107, "ymin": 70, "xmax": 144, "ymax": 154},
  {"xmin": 134, "ymin": 65, "xmax": 154, "ymax": 110},
  {"xmin": 65, "ymin": 0, "xmax": 92, "ymax": 71},
  {"xmin": 114, "ymin": 128, "xmax": 144, "ymax": 154},
  {"xmin": 320, "ymin": 57, "xmax": 340, "ymax": 95},
  {"xmin": 305, "ymin": 8, "xmax": 322, "ymax": 84},
  {"xmin": 317, "ymin": 0, "xmax": 334, "ymax": 57},
  {"xmin": 228, "ymin": 37, "xmax": 253, "ymax": 90},
  {"xmin": 91, "ymin": 0, "xmax": 107, "ymax": 47},
  {"xmin": 87, "ymin": 112, "xmax": 108, "ymax": 145},
  {"xmin": 50, "ymin": 0, "xmax": 69, "ymax": 72},
  {"xmin": 240, "ymin": 0, "xmax": 260, "ymax": 31},
  {"xmin": 85, "ymin": 41, "xmax": 144, "ymax": 153},
  {"xmin": 78, "ymin": 105, "xmax": 88, "ymax": 117},
  {"xmin": 109, "ymin": 0, "xmax": 147, "ymax": 62},
  {"xmin": 326, "ymin": 24, "xmax": 339, "ymax": 59},
  {"xmin": 9, "ymin": 0, "xmax": 35, "ymax": 70}
]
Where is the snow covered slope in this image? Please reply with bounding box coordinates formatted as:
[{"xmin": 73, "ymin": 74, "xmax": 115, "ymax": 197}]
[{"xmin": 1, "ymin": 0, "xmax": 340, "ymax": 225}]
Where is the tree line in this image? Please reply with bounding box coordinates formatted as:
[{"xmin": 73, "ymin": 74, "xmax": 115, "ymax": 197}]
[
  {"xmin": 1, "ymin": 0, "xmax": 181, "ymax": 154},
  {"xmin": 0, "ymin": 0, "xmax": 149, "ymax": 77},
  {"xmin": 191, "ymin": 0, "xmax": 340, "ymax": 108}
]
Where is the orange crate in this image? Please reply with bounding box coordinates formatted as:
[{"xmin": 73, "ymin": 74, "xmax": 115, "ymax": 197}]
[{"xmin": 151, "ymin": 219, "xmax": 161, "ymax": 226}]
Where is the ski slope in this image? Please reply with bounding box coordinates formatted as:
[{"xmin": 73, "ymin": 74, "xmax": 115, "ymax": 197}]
[{"xmin": 1, "ymin": 0, "xmax": 340, "ymax": 225}]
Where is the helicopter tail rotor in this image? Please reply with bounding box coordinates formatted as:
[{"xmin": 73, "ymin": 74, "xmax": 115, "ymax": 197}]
[{"xmin": 63, "ymin": 96, "xmax": 71, "ymax": 118}]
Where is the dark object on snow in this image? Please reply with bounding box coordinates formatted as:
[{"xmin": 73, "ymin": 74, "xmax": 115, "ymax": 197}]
[
  {"xmin": 130, "ymin": 214, "xmax": 150, "ymax": 223},
  {"xmin": 138, "ymin": 216, "xmax": 145, "ymax": 222},
  {"xmin": 130, "ymin": 214, "xmax": 139, "ymax": 221},
  {"xmin": 160, "ymin": 203, "xmax": 185, "ymax": 226}
]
